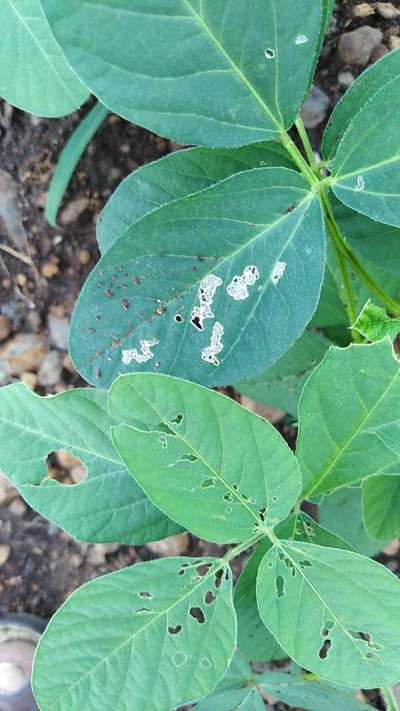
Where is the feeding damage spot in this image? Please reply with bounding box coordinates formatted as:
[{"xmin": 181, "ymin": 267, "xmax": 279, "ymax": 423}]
[
  {"xmin": 355, "ymin": 175, "xmax": 365, "ymax": 192},
  {"xmin": 226, "ymin": 265, "xmax": 260, "ymax": 301},
  {"xmin": 271, "ymin": 261, "xmax": 286, "ymax": 286},
  {"xmin": 201, "ymin": 322, "xmax": 224, "ymax": 367},
  {"xmin": 122, "ymin": 338, "xmax": 159, "ymax": 365},
  {"xmin": 190, "ymin": 607, "xmax": 206, "ymax": 624},
  {"xmin": 295, "ymin": 35, "xmax": 308, "ymax": 45},
  {"xmin": 264, "ymin": 48, "xmax": 276, "ymax": 59},
  {"xmin": 191, "ymin": 274, "xmax": 222, "ymax": 331}
]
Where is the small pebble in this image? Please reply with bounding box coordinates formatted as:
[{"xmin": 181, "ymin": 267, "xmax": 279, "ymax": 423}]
[
  {"xmin": 339, "ymin": 26, "xmax": 383, "ymax": 66},
  {"xmin": 338, "ymin": 70, "xmax": 355, "ymax": 87},
  {"xmin": 388, "ymin": 35, "xmax": 400, "ymax": 50},
  {"xmin": 370, "ymin": 43, "xmax": 390, "ymax": 62},
  {"xmin": 38, "ymin": 350, "xmax": 64, "ymax": 387},
  {"xmin": 41, "ymin": 262, "xmax": 59, "ymax": 279},
  {"xmin": 48, "ymin": 313, "xmax": 70, "ymax": 351},
  {"xmin": 0, "ymin": 544, "xmax": 10, "ymax": 566},
  {"xmin": 0, "ymin": 333, "xmax": 47, "ymax": 374},
  {"xmin": 300, "ymin": 85, "xmax": 330, "ymax": 128},
  {"xmin": 147, "ymin": 533, "xmax": 190, "ymax": 558},
  {"xmin": 375, "ymin": 2, "xmax": 400, "ymax": 19},
  {"xmin": 0, "ymin": 315, "xmax": 12, "ymax": 342},
  {"xmin": 60, "ymin": 197, "xmax": 90, "ymax": 225},
  {"xmin": 20, "ymin": 371, "xmax": 38, "ymax": 389},
  {"xmin": 79, "ymin": 249, "xmax": 91, "ymax": 265},
  {"xmin": 353, "ymin": 2, "xmax": 375, "ymax": 16},
  {"xmin": 8, "ymin": 498, "xmax": 27, "ymax": 516}
]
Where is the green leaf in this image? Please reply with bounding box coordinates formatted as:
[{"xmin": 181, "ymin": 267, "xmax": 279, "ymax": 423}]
[
  {"xmin": 257, "ymin": 671, "xmax": 374, "ymax": 711},
  {"xmin": 197, "ymin": 688, "xmax": 264, "ymax": 711},
  {"xmin": 310, "ymin": 266, "xmax": 348, "ymax": 328},
  {"xmin": 110, "ymin": 373, "xmax": 301, "ymax": 544},
  {"xmin": 235, "ymin": 330, "xmax": 330, "ymax": 417},
  {"xmin": 0, "ymin": 383, "xmax": 180, "ymax": 544},
  {"xmin": 70, "ymin": 167, "xmax": 325, "ymax": 389},
  {"xmin": 297, "ymin": 340, "xmax": 400, "ymax": 499},
  {"xmin": 319, "ymin": 487, "xmax": 386, "ymax": 556},
  {"xmin": 46, "ymin": 102, "xmax": 109, "ymax": 227},
  {"xmin": 234, "ymin": 512, "xmax": 351, "ymax": 662},
  {"xmin": 353, "ymin": 302, "xmax": 400, "ymax": 342},
  {"xmin": 98, "ymin": 143, "xmax": 294, "ymax": 255},
  {"xmin": 41, "ymin": 0, "xmax": 322, "ymax": 147},
  {"xmin": 33, "ymin": 556, "xmax": 236, "ymax": 710},
  {"xmin": 210, "ymin": 651, "xmax": 253, "ymax": 693},
  {"xmin": 0, "ymin": 0, "xmax": 89, "ymax": 117},
  {"xmin": 256, "ymin": 540, "xmax": 400, "ymax": 687},
  {"xmin": 333, "ymin": 200, "xmax": 400, "ymax": 277},
  {"xmin": 327, "ymin": 50, "xmax": 400, "ymax": 228},
  {"xmin": 363, "ymin": 475, "xmax": 400, "ymax": 540}
]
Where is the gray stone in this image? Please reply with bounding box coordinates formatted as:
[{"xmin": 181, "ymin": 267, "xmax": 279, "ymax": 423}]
[
  {"xmin": 300, "ymin": 85, "xmax": 330, "ymax": 129},
  {"xmin": 38, "ymin": 350, "xmax": 63, "ymax": 387},
  {"xmin": 339, "ymin": 26, "xmax": 383, "ymax": 66},
  {"xmin": 48, "ymin": 313, "xmax": 70, "ymax": 351}
]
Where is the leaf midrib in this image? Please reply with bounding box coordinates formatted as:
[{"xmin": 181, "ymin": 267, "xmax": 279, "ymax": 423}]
[{"xmin": 182, "ymin": 0, "xmax": 282, "ymax": 132}]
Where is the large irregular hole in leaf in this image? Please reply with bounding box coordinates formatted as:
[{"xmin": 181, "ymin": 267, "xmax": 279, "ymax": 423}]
[
  {"xmin": 319, "ymin": 639, "xmax": 332, "ymax": 660},
  {"xmin": 276, "ymin": 576, "xmax": 285, "ymax": 598},
  {"xmin": 45, "ymin": 451, "xmax": 87, "ymax": 486},
  {"xmin": 190, "ymin": 607, "xmax": 206, "ymax": 624}
]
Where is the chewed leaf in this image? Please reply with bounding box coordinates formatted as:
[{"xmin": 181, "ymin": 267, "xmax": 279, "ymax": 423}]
[
  {"xmin": 109, "ymin": 374, "xmax": 301, "ymax": 543},
  {"xmin": 256, "ymin": 541, "xmax": 400, "ymax": 688},
  {"xmin": 327, "ymin": 50, "xmax": 400, "ymax": 228},
  {"xmin": 33, "ymin": 557, "xmax": 236, "ymax": 710},
  {"xmin": 97, "ymin": 143, "xmax": 295, "ymax": 254},
  {"xmin": 297, "ymin": 340, "xmax": 400, "ymax": 499},
  {"xmin": 70, "ymin": 168, "xmax": 325, "ymax": 389},
  {"xmin": 41, "ymin": 0, "xmax": 322, "ymax": 147},
  {"xmin": 0, "ymin": 383, "xmax": 180, "ymax": 544},
  {"xmin": 234, "ymin": 512, "xmax": 351, "ymax": 663},
  {"xmin": 0, "ymin": 0, "xmax": 89, "ymax": 117}
]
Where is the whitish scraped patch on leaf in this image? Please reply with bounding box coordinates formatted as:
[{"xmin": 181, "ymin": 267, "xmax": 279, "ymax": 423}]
[{"xmin": 70, "ymin": 167, "xmax": 325, "ymax": 389}]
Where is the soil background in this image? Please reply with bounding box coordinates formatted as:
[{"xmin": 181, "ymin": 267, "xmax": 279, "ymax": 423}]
[{"xmin": 1, "ymin": 2, "xmax": 400, "ymax": 709}]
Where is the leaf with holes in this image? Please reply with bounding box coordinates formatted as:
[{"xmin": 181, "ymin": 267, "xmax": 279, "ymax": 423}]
[
  {"xmin": 363, "ymin": 476, "xmax": 400, "ymax": 541},
  {"xmin": 297, "ymin": 340, "xmax": 400, "ymax": 499},
  {"xmin": 0, "ymin": 383, "xmax": 180, "ymax": 544},
  {"xmin": 257, "ymin": 670, "xmax": 375, "ymax": 711},
  {"xmin": 33, "ymin": 556, "xmax": 235, "ymax": 710},
  {"xmin": 0, "ymin": 0, "xmax": 89, "ymax": 116},
  {"xmin": 235, "ymin": 330, "xmax": 330, "ymax": 417},
  {"xmin": 327, "ymin": 50, "xmax": 400, "ymax": 228},
  {"xmin": 97, "ymin": 143, "xmax": 295, "ymax": 254},
  {"xmin": 256, "ymin": 541, "xmax": 400, "ymax": 687},
  {"xmin": 234, "ymin": 512, "xmax": 351, "ymax": 662},
  {"xmin": 110, "ymin": 373, "xmax": 301, "ymax": 543},
  {"xmin": 320, "ymin": 487, "xmax": 387, "ymax": 557},
  {"xmin": 70, "ymin": 167, "xmax": 325, "ymax": 389},
  {"xmin": 41, "ymin": 0, "xmax": 322, "ymax": 147}
]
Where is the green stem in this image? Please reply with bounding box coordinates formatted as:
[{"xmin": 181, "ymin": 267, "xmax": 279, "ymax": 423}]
[
  {"xmin": 381, "ymin": 687, "xmax": 399, "ymax": 711},
  {"xmin": 279, "ymin": 131, "xmax": 319, "ymax": 188},
  {"xmin": 321, "ymin": 190, "xmax": 400, "ymax": 316},
  {"xmin": 295, "ymin": 117, "xmax": 319, "ymax": 175},
  {"xmin": 325, "ymin": 218, "xmax": 361, "ymax": 343},
  {"xmin": 223, "ymin": 531, "xmax": 266, "ymax": 563}
]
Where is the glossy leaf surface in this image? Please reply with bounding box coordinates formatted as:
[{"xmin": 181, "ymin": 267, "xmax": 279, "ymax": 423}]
[
  {"xmin": 41, "ymin": 0, "xmax": 322, "ymax": 147},
  {"xmin": 0, "ymin": 0, "xmax": 88, "ymax": 116}
]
